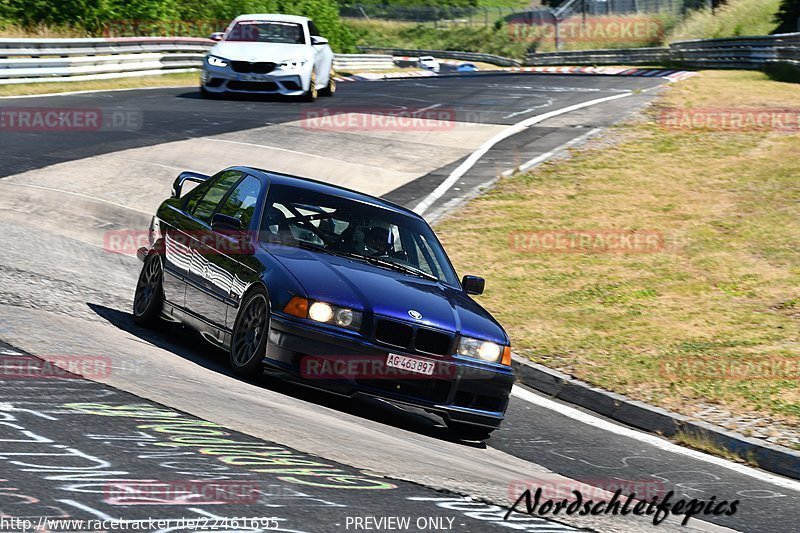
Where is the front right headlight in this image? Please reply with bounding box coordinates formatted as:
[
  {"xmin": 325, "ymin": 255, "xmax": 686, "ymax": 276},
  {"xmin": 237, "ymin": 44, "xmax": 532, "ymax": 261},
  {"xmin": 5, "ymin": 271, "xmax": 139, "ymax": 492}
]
[
  {"xmin": 283, "ymin": 297, "xmax": 363, "ymax": 331},
  {"xmin": 457, "ymin": 336, "xmax": 511, "ymax": 365},
  {"xmin": 207, "ymin": 55, "xmax": 228, "ymax": 68}
]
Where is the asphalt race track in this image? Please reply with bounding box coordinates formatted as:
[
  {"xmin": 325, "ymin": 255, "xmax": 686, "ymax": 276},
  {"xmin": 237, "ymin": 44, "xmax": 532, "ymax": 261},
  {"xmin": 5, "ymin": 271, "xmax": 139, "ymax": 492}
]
[{"xmin": 1, "ymin": 73, "xmax": 798, "ymax": 532}]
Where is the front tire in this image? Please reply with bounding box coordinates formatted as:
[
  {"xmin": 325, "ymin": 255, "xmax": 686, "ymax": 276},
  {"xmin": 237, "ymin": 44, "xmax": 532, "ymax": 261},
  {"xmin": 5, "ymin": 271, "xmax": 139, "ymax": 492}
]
[
  {"xmin": 230, "ymin": 287, "xmax": 270, "ymax": 378},
  {"xmin": 319, "ymin": 69, "xmax": 336, "ymax": 97},
  {"xmin": 133, "ymin": 254, "xmax": 164, "ymax": 327},
  {"xmin": 302, "ymin": 70, "xmax": 318, "ymax": 102}
]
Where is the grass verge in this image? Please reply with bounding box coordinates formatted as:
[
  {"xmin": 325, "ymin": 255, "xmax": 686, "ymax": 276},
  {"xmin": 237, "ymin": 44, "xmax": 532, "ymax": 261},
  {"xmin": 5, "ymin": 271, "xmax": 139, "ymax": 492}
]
[
  {"xmin": 0, "ymin": 72, "xmax": 199, "ymax": 97},
  {"xmin": 436, "ymin": 70, "xmax": 800, "ymax": 431},
  {"xmin": 667, "ymin": 0, "xmax": 781, "ymax": 41}
]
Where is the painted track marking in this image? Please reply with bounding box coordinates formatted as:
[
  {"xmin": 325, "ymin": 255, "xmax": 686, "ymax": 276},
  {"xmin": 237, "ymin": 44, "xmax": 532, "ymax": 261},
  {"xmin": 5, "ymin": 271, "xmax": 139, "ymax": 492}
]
[
  {"xmin": 412, "ymin": 92, "xmax": 632, "ymax": 216},
  {"xmin": 511, "ymin": 385, "xmax": 800, "ymax": 493}
]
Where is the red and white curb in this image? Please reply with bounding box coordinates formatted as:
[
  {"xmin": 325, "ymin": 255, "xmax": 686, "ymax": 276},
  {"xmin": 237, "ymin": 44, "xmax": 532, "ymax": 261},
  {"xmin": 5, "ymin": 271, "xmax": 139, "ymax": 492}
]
[
  {"xmin": 501, "ymin": 65, "xmax": 697, "ymax": 82},
  {"xmin": 336, "ymin": 65, "xmax": 696, "ymax": 83},
  {"xmin": 335, "ymin": 70, "xmax": 436, "ymax": 82}
]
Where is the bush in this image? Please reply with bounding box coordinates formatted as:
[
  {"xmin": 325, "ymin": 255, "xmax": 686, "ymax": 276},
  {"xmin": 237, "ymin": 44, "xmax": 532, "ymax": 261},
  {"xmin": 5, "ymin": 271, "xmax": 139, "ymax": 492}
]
[
  {"xmin": 773, "ymin": 0, "xmax": 800, "ymax": 33},
  {"xmin": 348, "ymin": 19, "xmax": 528, "ymax": 58},
  {"xmin": 4, "ymin": 0, "xmax": 356, "ymax": 52}
]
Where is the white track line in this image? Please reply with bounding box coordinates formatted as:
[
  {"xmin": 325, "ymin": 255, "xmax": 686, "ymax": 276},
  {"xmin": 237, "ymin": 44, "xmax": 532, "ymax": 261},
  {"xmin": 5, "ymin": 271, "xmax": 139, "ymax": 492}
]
[
  {"xmin": 501, "ymin": 127, "xmax": 602, "ymax": 177},
  {"xmin": 511, "ymin": 385, "xmax": 800, "ymax": 493},
  {"xmin": 2, "ymin": 182, "xmax": 151, "ymax": 214},
  {"xmin": 412, "ymin": 92, "xmax": 632, "ymax": 216}
]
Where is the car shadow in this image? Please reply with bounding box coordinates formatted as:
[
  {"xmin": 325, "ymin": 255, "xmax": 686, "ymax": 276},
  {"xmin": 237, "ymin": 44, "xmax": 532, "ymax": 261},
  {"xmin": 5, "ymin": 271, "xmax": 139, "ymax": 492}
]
[
  {"xmin": 175, "ymin": 91, "xmax": 308, "ymax": 103},
  {"xmin": 87, "ymin": 302, "xmax": 488, "ymax": 449}
]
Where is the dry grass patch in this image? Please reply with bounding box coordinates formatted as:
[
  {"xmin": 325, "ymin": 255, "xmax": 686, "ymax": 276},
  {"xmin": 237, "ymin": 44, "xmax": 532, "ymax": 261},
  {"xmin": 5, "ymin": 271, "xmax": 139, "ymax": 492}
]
[
  {"xmin": 436, "ymin": 70, "xmax": 800, "ymax": 428},
  {"xmin": 0, "ymin": 72, "xmax": 199, "ymax": 97}
]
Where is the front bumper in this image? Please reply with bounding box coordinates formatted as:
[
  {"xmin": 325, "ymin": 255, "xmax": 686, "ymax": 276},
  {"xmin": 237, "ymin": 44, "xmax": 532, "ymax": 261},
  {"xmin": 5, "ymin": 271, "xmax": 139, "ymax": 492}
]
[
  {"xmin": 265, "ymin": 314, "xmax": 515, "ymax": 429},
  {"xmin": 201, "ymin": 65, "xmax": 308, "ymax": 95}
]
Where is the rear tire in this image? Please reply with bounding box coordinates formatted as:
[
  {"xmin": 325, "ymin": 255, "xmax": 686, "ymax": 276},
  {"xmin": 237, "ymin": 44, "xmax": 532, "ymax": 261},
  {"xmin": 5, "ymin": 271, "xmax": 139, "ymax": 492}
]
[
  {"xmin": 448, "ymin": 422, "xmax": 495, "ymax": 441},
  {"xmin": 133, "ymin": 254, "xmax": 164, "ymax": 327},
  {"xmin": 230, "ymin": 287, "xmax": 270, "ymax": 379}
]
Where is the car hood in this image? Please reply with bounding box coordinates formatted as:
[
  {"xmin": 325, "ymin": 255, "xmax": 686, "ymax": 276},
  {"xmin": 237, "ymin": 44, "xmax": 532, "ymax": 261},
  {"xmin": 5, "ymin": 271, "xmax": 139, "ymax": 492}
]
[
  {"xmin": 210, "ymin": 41, "xmax": 312, "ymax": 62},
  {"xmin": 266, "ymin": 245, "xmax": 508, "ymax": 345}
]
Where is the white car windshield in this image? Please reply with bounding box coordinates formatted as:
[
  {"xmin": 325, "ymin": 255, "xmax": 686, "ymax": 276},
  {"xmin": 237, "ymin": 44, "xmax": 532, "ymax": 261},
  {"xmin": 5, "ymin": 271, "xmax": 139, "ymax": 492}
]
[{"xmin": 226, "ymin": 21, "xmax": 306, "ymax": 44}]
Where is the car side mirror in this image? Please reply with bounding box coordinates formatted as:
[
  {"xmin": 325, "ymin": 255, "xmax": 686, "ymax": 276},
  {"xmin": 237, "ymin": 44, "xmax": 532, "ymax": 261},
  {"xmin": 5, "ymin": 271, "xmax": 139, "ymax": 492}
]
[
  {"xmin": 209, "ymin": 32, "xmax": 224, "ymax": 41},
  {"xmin": 311, "ymin": 36, "xmax": 329, "ymax": 46},
  {"xmin": 211, "ymin": 214, "xmax": 256, "ymax": 255},
  {"xmin": 211, "ymin": 213, "xmax": 242, "ymax": 233},
  {"xmin": 462, "ymin": 275, "xmax": 485, "ymax": 295},
  {"xmin": 172, "ymin": 171, "xmax": 209, "ymax": 198}
]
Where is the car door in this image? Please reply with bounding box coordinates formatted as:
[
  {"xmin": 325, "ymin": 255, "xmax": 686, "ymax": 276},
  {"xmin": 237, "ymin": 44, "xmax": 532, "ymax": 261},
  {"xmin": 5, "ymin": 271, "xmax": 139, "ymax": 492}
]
[
  {"xmin": 308, "ymin": 20, "xmax": 333, "ymax": 85},
  {"xmin": 182, "ymin": 170, "xmax": 244, "ymax": 329},
  {"xmin": 204, "ymin": 173, "xmax": 264, "ymax": 331},
  {"xmin": 159, "ymin": 177, "xmax": 217, "ymax": 308}
]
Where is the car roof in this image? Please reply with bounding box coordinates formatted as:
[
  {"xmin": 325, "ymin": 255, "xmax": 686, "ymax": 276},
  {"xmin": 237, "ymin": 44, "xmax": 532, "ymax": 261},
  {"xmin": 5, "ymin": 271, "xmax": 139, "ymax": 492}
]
[
  {"xmin": 234, "ymin": 166, "xmax": 426, "ymax": 220},
  {"xmin": 231, "ymin": 14, "xmax": 310, "ymax": 25}
]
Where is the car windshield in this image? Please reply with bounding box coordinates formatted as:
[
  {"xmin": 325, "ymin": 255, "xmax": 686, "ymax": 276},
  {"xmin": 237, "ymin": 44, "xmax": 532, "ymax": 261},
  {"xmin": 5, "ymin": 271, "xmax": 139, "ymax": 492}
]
[
  {"xmin": 225, "ymin": 21, "xmax": 306, "ymax": 44},
  {"xmin": 260, "ymin": 184, "xmax": 459, "ymax": 286}
]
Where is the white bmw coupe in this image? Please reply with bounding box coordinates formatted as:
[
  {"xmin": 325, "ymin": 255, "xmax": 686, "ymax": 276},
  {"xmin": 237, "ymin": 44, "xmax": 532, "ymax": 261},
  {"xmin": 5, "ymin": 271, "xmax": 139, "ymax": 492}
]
[{"xmin": 201, "ymin": 14, "xmax": 335, "ymax": 101}]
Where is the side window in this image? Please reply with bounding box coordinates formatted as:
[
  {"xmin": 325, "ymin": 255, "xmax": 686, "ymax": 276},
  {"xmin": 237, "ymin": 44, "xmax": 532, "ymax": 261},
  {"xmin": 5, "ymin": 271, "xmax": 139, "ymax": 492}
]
[
  {"xmin": 216, "ymin": 175, "xmax": 262, "ymax": 229},
  {"xmin": 308, "ymin": 21, "xmax": 320, "ymax": 37},
  {"xmin": 190, "ymin": 170, "xmax": 243, "ymax": 223}
]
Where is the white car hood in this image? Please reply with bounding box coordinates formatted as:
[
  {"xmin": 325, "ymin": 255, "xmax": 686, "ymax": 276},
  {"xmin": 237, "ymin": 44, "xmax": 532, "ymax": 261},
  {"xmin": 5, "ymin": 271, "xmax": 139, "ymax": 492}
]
[{"xmin": 210, "ymin": 41, "xmax": 312, "ymax": 63}]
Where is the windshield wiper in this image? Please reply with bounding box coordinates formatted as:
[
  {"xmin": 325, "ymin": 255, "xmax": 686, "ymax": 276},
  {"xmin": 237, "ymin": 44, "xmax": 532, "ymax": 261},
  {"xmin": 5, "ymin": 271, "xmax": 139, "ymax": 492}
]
[
  {"xmin": 293, "ymin": 242, "xmax": 439, "ymax": 282},
  {"xmin": 360, "ymin": 255, "xmax": 439, "ymax": 282}
]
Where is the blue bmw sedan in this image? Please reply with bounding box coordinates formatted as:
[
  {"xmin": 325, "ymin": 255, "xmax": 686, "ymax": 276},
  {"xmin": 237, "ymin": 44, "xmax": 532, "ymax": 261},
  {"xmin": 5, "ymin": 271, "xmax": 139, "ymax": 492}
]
[{"xmin": 133, "ymin": 166, "xmax": 514, "ymax": 439}]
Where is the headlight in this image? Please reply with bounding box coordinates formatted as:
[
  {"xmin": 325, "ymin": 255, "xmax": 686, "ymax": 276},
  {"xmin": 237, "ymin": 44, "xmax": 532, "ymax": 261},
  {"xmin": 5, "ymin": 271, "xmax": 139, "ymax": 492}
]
[
  {"xmin": 279, "ymin": 59, "xmax": 308, "ymax": 70},
  {"xmin": 284, "ymin": 297, "xmax": 362, "ymax": 331},
  {"xmin": 457, "ymin": 336, "xmax": 510, "ymax": 365},
  {"xmin": 207, "ymin": 55, "xmax": 228, "ymax": 68}
]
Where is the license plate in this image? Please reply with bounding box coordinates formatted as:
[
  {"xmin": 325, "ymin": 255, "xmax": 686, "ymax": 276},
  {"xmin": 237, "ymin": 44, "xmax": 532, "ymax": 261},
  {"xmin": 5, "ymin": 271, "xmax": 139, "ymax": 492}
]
[
  {"xmin": 240, "ymin": 74, "xmax": 270, "ymax": 82},
  {"xmin": 386, "ymin": 353, "xmax": 435, "ymax": 375}
]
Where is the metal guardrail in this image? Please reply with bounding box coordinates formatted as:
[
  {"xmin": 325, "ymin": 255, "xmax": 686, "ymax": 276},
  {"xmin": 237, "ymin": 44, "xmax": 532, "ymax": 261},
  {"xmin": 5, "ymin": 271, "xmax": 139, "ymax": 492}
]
[
  {"xmin": 524, "ymin": 33, "xmax": 800, "ymax": 69},
  {"xmin": 0, "ymin": 38, "xmax": 395, "ymax": 84},
  {"xmin": 358, "ymin": 47, "xmax": 521, "ymax": 67},
  {"xmin": 0, "ymin": 37, "xmax": 212, "ymax": 84},
  {"xmin": 332, "ymin": 54, "xmax": 393, "ymax": 71},
  {"xmin": 525, "ymin": 47, "xmax": 669, "ymax": 66}
]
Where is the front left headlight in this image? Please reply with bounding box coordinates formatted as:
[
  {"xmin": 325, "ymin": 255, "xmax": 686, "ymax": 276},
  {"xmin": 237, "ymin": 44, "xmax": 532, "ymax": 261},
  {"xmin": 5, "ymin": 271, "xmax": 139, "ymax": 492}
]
[
  {"xmin": 457, "ymin": 336, "xmax": 511, "ymax": 365},
  {"xmin": 279, "ymin": 59, "xmax": 308, "ymax": 71},
  {"xmin": 207, "ymin": 55, "xmax": 228, "ymax": 68}
]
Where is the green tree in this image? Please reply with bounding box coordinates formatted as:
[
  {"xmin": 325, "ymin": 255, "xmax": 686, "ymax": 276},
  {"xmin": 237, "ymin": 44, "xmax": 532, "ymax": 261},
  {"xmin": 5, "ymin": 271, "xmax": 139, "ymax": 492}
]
[{"xmin": 773, "ymin": 0, "xmax": 800, "ymax": 33}]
